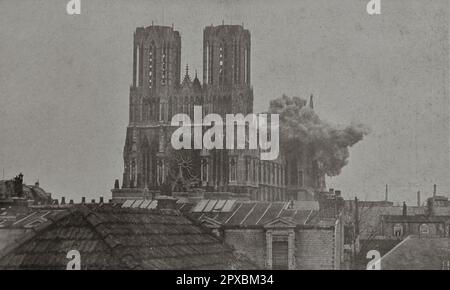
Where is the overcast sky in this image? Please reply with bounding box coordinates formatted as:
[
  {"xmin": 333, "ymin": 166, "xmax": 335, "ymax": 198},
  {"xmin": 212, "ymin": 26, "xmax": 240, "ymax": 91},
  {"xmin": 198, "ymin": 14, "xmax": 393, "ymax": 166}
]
[{"xmin": 0, "ymin": 0, "xmax": 448, "ymax": 204}]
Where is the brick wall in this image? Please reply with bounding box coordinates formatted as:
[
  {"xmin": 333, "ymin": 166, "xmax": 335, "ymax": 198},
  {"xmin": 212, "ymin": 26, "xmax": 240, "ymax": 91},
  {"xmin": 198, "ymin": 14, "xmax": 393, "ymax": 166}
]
[{"xmin": 295, "ymin": 228, "xmax": 335, "ymax": 269}]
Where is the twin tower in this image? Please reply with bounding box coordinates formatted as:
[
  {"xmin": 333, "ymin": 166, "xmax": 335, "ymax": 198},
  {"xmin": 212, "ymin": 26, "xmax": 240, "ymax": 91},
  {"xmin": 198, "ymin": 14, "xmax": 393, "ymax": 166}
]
[
  {"xmin": 130, "ymin": 24, "xmax": 252, "ymax": 126},
  {"xmin": 119, "ymin": 23, "xmax": 261, "ymax": 197}
]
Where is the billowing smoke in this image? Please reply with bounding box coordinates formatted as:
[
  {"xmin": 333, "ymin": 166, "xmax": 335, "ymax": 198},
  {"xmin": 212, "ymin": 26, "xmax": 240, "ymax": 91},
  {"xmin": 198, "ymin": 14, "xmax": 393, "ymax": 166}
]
[{"xmin": 268, "ymin": 95, "xmax": 370, "ymax": 176}]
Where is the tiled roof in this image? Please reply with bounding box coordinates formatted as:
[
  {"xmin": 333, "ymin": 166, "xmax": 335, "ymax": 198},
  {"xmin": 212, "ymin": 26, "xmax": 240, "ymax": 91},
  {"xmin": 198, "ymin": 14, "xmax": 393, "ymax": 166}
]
[
  {"xmin": 379, "ymin": 236, "xmax": 450, "ymax": 270},
  {"xmin": 0, "ymin": 205, "xmax": 257, "ymax": 270}
]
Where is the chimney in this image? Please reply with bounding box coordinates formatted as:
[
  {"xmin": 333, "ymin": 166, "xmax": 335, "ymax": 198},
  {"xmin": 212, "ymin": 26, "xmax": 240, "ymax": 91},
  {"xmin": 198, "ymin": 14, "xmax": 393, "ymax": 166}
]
[
  {"xmin": 156, "ymin": 195, "xmax": 178, "ymax": 210},
  {"xmin": 335, "ymin": 190, "xmax": 341, "ymax": 197},
  {"xmin": 99, "ymin": 196, "xmax": 104, "ymax": 204},
  {"xmin": 81, "ymin": 197, "xmax": 86, "ymax": 204},
  {"xmin": 309, "ymin": 94, "xmax": 314, "ymax": 109},
  {"xmin": 417, "ymin": 191, "xmax": 421, "ymax": 207},
  {"xmin": 433, "ymin": 184, "xmax": 437, "ymax": 197},
  {"xmin": 61, "ymin": 197, "xmax": 66, "ymax": 205},
  {"xmin": 329, "ymin": 188, "xmax": 334, "ymax": 195},
  {"xmin": 385, "ymin": 184, "xmax": 388, "ymax": 201},
  {"xmin": 69, "ymin": 199, "xmax": 74, "ymax": 204},
  {"xmin": 91, "ymin": 199, "xmax": 96, "ymax": 204},
  {"xmin": 114, "ymin": 179, "xmax": 120, "ymax": 189},
  {"xmin": 354, "ymin": 197, "xmax": 359, "ymax": 235},
  {"xmin": 402, "ymin": 201, "xmax": 407, "ymax": 216}
]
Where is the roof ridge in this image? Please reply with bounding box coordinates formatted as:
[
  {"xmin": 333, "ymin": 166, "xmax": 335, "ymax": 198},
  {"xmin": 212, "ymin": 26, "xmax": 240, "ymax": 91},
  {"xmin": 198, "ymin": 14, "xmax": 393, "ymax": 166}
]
[{"xmin": 77, "ymin": 205, "xmax": 144, "ymax": 269}]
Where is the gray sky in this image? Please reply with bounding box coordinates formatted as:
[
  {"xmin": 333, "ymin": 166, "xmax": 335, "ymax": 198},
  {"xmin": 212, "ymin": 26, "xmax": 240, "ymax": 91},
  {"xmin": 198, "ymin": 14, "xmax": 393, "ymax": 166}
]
[{"xmin": 0, "ymin": 0, "xmax": 448, "ymax": 204}]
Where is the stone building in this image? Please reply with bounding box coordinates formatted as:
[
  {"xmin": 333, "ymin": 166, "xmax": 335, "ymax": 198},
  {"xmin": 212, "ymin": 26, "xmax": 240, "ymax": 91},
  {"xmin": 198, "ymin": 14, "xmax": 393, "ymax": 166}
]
[
  {"xmin": 112, "ymin": 23, "xmax": 326, "ymax": 202},
  {"xmin": 120, "ymin": 193, "xmax": 346, "ymax": 270}
]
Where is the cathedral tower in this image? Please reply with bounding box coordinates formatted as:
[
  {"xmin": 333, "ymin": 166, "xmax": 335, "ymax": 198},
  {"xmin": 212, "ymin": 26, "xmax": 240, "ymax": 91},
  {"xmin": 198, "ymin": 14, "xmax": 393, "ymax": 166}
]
[{"xmin": 203, "ymin": 24, "xmax": 253, "ymax": 115}]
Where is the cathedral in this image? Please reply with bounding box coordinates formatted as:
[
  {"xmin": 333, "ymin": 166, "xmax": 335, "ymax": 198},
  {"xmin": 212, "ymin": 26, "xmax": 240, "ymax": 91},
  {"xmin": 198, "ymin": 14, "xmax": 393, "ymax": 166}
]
[{"xmin": 112, "ymin": 23, "xmax": 326, "ymax": 202}]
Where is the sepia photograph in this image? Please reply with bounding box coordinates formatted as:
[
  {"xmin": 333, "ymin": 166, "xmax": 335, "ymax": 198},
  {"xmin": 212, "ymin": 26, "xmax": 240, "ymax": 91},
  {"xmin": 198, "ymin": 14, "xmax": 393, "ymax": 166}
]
[{"xmin": 0, "ymin": 0, "xmax": 449, "ymax": 275}]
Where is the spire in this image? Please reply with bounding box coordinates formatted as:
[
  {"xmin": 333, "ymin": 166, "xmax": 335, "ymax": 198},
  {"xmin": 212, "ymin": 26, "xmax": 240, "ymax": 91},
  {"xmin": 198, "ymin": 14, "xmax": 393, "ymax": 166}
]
[
  {"xmin": 309, "ymin": 94, "xmax": 314, "ymax": 109},
  {"xmin": 182, "ymin": 64, "xmax": 191, "ymax": 84}
]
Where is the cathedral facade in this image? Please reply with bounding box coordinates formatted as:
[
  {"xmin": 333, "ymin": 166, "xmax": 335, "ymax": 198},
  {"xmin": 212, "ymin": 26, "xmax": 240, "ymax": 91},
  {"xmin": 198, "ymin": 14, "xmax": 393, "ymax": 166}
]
[{"xmin": 112, "ymin": 24, "xmax": 326, "ymax": 202}]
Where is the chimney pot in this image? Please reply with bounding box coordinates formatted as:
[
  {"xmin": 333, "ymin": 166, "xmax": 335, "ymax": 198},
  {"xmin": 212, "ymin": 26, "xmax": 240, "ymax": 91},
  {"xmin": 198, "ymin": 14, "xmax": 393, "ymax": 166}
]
[
  {"xmin": 433, "ymin": 184, "xmax": 437, "ymax": 197},
  {"xmin": 91, "ymin": 199, "xmax": 96, "ymax": 204},
  {"xmin": 329, "ymin": 188, "xmax": 334, "ymax": 194},
  {"xmin": 402, "ymin": 201, "xmax": 407, "ymax": 216},
  {"xmin": 61, "ymin": 197, "xmax": 66, "ymax": 205},
  {"xmin": 99, "ymin": 196, "xmax": 104, "ymax": 204},
  {"xmin": 81, "ymin": 197, "xmax": 86, "ymax": 204},
  {"xmin": 69, "ymin": 199, "xmax": 74, "ymax": 204},
  {"xmin": 335, "ymin": 190, "xmax": 341, "ymax": 196}
]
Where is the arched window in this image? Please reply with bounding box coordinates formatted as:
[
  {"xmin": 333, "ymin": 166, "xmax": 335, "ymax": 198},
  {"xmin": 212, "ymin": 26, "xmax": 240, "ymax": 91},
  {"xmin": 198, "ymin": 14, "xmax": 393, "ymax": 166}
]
[
  {"xmin": 219, "ymin": 42, "xmax": 225, "ymax": 85},
  {"xmin": 148, "ymin": 44, "xmax": 154, "ymax": 89},
  {"xmin": 136, "ymin": 44, "xmax": 140, "ymax": 86},
  {"xmin": 393, "ymin": 223, "xmax": 403, "ymax": 237},
  {"xmin": 205, "ymin": 42, "xmax": 209, "ymax": 84},
  {"xmin": 201, "ymin": 158, "xmax": 209, "ymax": 182},
  {"xmin": 161, "ymin": 44, "xmax": 167, "ymax": 85},
  {"xmin": 229, "ymin": 157, "xmax": 237, "ymax": 182}
]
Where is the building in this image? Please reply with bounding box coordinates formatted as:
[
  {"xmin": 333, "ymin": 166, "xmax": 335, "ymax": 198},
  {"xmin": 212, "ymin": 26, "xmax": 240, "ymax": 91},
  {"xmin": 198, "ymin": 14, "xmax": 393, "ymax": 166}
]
[
  {"xmin": 344, "ymin": 190, "xmax": 450, "ymax": 269},
  {"xmin": 0, "ymin": 201, "xmax": 257, "ymax": 270},
  {"xmin": 0, "ymin": 173, "xmax": 52, "ymax": 206},
  {"xmin": 120, "ymin": 190, "xmax": 346, "ymax": 270},
  {"xmin": 112, "ymin": 23, "xmax": 326, "ymax": 203}
]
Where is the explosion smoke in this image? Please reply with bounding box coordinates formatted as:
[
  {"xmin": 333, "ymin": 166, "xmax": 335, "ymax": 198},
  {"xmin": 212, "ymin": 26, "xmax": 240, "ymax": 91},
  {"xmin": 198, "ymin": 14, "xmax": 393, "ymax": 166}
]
[{"xmin": 268, "ymin": 95, "xmax": 370, "ymax": 177}]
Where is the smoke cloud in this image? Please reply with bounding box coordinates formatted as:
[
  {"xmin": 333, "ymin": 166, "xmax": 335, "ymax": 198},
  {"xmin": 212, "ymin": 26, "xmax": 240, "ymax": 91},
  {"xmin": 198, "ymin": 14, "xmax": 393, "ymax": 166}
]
[{"xmin": 268, "ymin": 95, "xmax": 370, "ymax": 176}]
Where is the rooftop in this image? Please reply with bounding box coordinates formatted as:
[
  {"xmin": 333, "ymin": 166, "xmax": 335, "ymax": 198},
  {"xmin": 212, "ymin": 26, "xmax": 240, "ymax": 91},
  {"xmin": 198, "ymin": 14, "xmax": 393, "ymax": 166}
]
[{"xmin": 0, "ymin": 205, "xmax": 257, "ymax": 270}]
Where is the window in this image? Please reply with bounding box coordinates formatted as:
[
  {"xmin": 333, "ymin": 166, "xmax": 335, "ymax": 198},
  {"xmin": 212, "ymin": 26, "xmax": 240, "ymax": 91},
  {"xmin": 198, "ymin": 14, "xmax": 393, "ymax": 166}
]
[
  {"xmin": 229, "ymin": 157, "xmax": 237, "ymax": 182},
  {"xmin": 393, "ymin": 223, "xmax": 403, "ymax": 237},
  {"xmin": 219, "ymin": 42, "xmax": 225, "ymax": 85},
  {"xmin": 148, "ymin": 45, "xmax": 154, "ymax": 89},
  {"xmin": 420, "ymin": 224, "xmax": 430, "ymax": 235},
  {"xmin": 161, "ymin": 46, "xmax": 167, "ymax": 85},
  {"xmin": 272, "ymin": 238, "xmax": 289, "ymax": 270},
  {"xmin": 201, "ymin": 158, "xmax": 209, "ymax": 182},
  {"xmin": 136, "ymin": 45, "xmax": 140, "ymax": 86},
  {"xmin": 245, "ymin": 157, "xmax": 250, "ymax": 182},
  {"xmin": 298, "ymin": 170, "xmax": 304, "ymax": 187}
]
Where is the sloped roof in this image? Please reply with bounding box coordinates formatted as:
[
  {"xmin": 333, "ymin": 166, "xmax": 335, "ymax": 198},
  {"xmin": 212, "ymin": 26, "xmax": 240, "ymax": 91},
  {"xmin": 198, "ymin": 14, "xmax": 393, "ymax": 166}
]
[
  {"xmin": 379, "ymin": 236, "xmax": 450, "ymax": 270},
  {"xmin": 177, "ymin": 200, "xmax": 325, "ymax": 227},
  {"xmin": 0, "ymin": 205, "xmax": 257, "ymax": 270}
]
